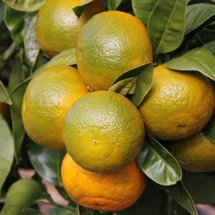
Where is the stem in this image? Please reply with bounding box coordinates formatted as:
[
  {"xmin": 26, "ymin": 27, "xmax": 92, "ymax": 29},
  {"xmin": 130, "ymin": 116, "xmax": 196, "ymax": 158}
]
[{"xmin": 3, "ymin": 41, "xmax": 17, "ymax": 61}]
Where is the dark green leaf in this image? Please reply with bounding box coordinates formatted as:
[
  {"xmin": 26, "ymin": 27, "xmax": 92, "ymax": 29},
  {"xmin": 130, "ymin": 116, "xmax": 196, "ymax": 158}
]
[
  {"xmin": 196, "ymin": 28, "xmax": 215, "ymax": 46},
  {"xmin": 4, "ymin": 6, "xmax": 37, "ymax": 45},
  {"xmin": 135, "ymin": 179, "xmax": 161, "ymax": 215},
  {"xmin": 159, "ymin": 191, "xmax": 175, "ymax": 215},
  {"xmin": 185, "ymin": 4, "xmax": 215, "ymax": 35},
  {"xmin": 0, "ymin": 178, "xmax": 43, "ymax": 215},
  {"xmin": 137, "ymin": 135, "xmax": 182, "ymax": 186},
  {"xmin": 202, "ymin": 40, "xmax": 215, "ymax": 55},
  {"xmin": 147, "ymin": 0, "xmax": 187, "ymax": 54},
  {"xmin": 130, "ymin": 63, "xmax": 153, "ymax": 107},
  {"xmin": 164, "ymin": 47, "xmax": 215, "ymax": 81},
  {"xmin": 0, "ymin": 115, "xmax": 14, "ymax": 192},
  {"xmin": 0, "ymin": 81, "xmax": 12, "ymax": 104},
  {"xmin": 50, "ymin": 207, "xmax": 77, "ymax": 215},
  {"xmin": 8, "ymin": 60, "xmax": 28, "ymax": 159},
  {"xmin": 2, "ymin": 0, "xmax": 46, "ymax": 12},
  {"xmin": 20, "ymin": 208, "xmax": 45, "ymax": 215},
  {"xmin": 24, "ymin": 16, "xmax": 40, "ymax": 69},
  {"xmin": 115, "ymin": 204, "xmax": 137, "ymax": 215},
  {"xmin": 160, "ymin": 181, "xmax": 199, "ymax": 215},
  {"xmin": 28, "ymin": 138, "xmax": 66, "ymax": 186},
  {"xmin": 73, "ymin": 5, "xmax": 87, "ymax": 18},
  {"xmin": 182, "ymin": 171, "xmax": 215, "ymax": 204},
  {"xmin": 132, "ymin": 0, "xmax": 158, "ymax": 27},
  {"xmin": 108, "ymin": 0, "xmax": 122, "ymax": 10},
  {"xmin": 77, "ymin": 205, "xmax": 100, "ymax": 215},
  {"xmin": 202, "ymin": 110, "xmax": 215, "ymax": 143}
]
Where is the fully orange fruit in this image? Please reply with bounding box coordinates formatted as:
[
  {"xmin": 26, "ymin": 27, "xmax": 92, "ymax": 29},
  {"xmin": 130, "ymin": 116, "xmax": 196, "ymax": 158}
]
[
  {"xmin": 138, "ymin": 65, "xmax": 215, "ymax": 141},
  {"xmin": 165, "ymin": 131, "xmax": 215, "ymax": 172},
  {"xmin": 61, "ymin": 153, "xmax": 147, "ymax": 211},
  {"xmin": 76, "ymin": 10, "xmax": 153, "ymax": 91},
  {"xmin": 22, "ymin": 65, "xmax": 90, "ymax": 150},
  {"xmin": 35, "ymin": 0, "xmax": 106, "ymax": 57},
  {"xmin": 62, "ymin": 91, "xmax": 145, "ymax": 173}
]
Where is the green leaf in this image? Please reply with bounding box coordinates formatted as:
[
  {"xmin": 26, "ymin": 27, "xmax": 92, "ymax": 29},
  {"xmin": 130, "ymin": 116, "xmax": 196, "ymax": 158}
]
[
  {"xmin": 0, "ymin": 115, "xmax": 14, "ymax": 193},
  {"xmin": 182, "ymin": 171, "xmax": 215, "ymax": 204},
  {"xmin": 73, "ymin": 5, "xmax": 87, "ymax": 18},
  {"xmin": 20, "ymin": 208, "xmax": 45, "ymax": 215},
  {"xmin": 0, "ymin": 178, "xmax": 43, "ymax": 215},
  {"xmin": 130, "ymin": 63, "xmax": 153, "ymax": 107},
  {"xmin": 185, "ymin": 4, "xmax": 215, "ymax": 35},
  {"xmin": 8, "ymin": 60, "xmax": 28, "ymax": 159},
  {"xmin": 137, "ymin": 135, "xmax": 182, "ymax": 186},
  {"xmin": 202, "ymin": 111, "xmax": 215, "ymax": 143},
  {"xmin": 77, "ymin": 205, "xmax": 100, "ymax": 215},
  {"xmin": 132, "ymin": 0, "xmax": 158, "ymax": 27},
  {"xmin": 24, "ymin": 15, "xmax": 40, "ymax": 69},
  {"xmin": 0, "ymin": 81, "xmax": 12, "ymax": 104},
  {"xmin": 115, "ymin": 204, "xmax": 137, "ymax": 215},
  {"xmin": 28, "ymin": 138, "xmax": 66, "ymax": 186},
  {"xmin": 50, "ymin": 207, "xmax": 77, "ymax": 215},
  {"xmin": 164, "ymin": 47, "xmax": 215, "ymax": 81},
  {"xmin": 4, "ymin": 6, "xmax": 37, "ymax": 45},
  {"xmin": 2, "ymin": 0, "xmax": 46, "ymax": 12},
  {"xmin": 160, "ymin": 181, "xmax": 199, "ymax": 215},
  {"xmin": 147, "ymin": 0, "xmax": 187, "ymax": 54},
  {"xmin": 202, "ymin": 40, "xmax": 215, "ymax": 55},
  {"xmin": 108, "ymin": 0, "xmax": 122, "ymax": 10},
  {"xmin": 135, "ymin": 179, "xmax": 162, "ymax": 215}
]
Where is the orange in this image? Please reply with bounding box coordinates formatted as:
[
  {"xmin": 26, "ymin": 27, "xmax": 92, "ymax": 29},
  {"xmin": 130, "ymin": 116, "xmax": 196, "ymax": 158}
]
[
  {"xmin": 62, "ymin": 91, "xmax": 145, "ymax": 173},
  {"xmin": 165, "ymin": 131, "xmax": 215, "ymax": 172},
  {"xmin": 61, "ymin": 153, "xmax": 147, "ymax": 211},
  {"xmin": 22, "ymin": 65, "xmax": 90, "ymax": 150},
  {"xmin": 138, "ymin": 65, "xmax": 215, "ymax": 141},
  {"xmin": 35, "ymin": 0, "xmax": 106, "ymax": 57},
  {"xmin": 76, "ymin": 10, "xmax": 153, "ymax": 91}
]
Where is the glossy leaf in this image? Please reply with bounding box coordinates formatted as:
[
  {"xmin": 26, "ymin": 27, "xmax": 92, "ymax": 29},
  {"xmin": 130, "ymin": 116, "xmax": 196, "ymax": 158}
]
[
  {"xmin": 8, "ymin": 60, "xmax": 27, "ymax": 159},
  {"xmin": 164, "ymin": 47, "xmax": 215, "ymax": 81},
  {"xmin": 28, "ymin": 138, "xmax": 66, "ymax": 186},
  {"xmin": 0, "ymin": 179, "xmax": 42, "ymax": 215},
  {"xmin": 185, "ymin": 4, "xmax": 215, "ymax": 35},
  {"xmin": 136, "ymin": 179, "xmax": 162, "ymax": 215},
  {"xmin": 202, "ymin": 110, "xmax": 215, "ymax": 143},
  {"xmin": 132, "ymin": 0, "xmax": 158, "ymax": 27},
  {"xmin": 24, "ymin": 16, "xmax": 40, "ymax": 69},
  {"xmin": 130, "ymin": 63, "xmax": 153, "ymax": 107},
  {"xmin": 147, "ymin": 0, "xmax": 187, "ymax": 54},
  {"xmin": 4, "ymin": 6, "xmax": 37, "ymax": 46},
  {"xmin": 21, "ymin": 208, "xmax": 45, "ymax": 215},
  {"xmin": 2, "ymin": 0, "xmax": 46, "ymax": 12},
  {"xmin": 0, "ymin": 81, "xmax": 12, "ymax": 104},
  {"xmin": 77, "ymin": 205, "xmax": 99, "ymax": 215},
  {"xmin": 160, "ymin": 181, "xmax": 199, "ymax": 215},
  {"xmin": 50, "ymin": 207, "xmax": 77, "ymax": 215},
  {"xmin": 202, "ymin": 40, "xmax": 215, "ymax": 55},
  {"xmin": 137, "ymin": 135, "xmax": 182, "ymax": 186},
  {"xmin": 182, "ymin": 171, "xmax": 215, "ymax": 204},
  {"xmin": 0, "ymin": 115, "xmax": 14, "ymax": 192},
  {"xmin": 108, "ymin": 0, "xmax": 122, "ymax": 10}
]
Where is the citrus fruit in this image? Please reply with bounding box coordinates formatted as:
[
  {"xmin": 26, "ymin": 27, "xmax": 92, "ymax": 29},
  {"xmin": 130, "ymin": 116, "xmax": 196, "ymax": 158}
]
[
  {"xmin": 138, "ymin": 65, "xmax": 215, "ymax": 141},
  {"xmin": 22, "ymin": 65, "xmax": 90, "ymax": 150},
  {"xmin": 61, "ymin": 153, "xmax": 147, "ymax": 211},
  {"xmin": 35, "ymin": 0, "xmax": 106, "ymax": 57},
  {"xmin": 62, "ymin": 91, "xmax": 145, "ymax": 173},
  {"xmin": 76, "ymin": 10, "xmax": 153, "ymax": 91},
  {"xmin": 165, "ymin": 131, "xmax": 215, "ymax": 172}
]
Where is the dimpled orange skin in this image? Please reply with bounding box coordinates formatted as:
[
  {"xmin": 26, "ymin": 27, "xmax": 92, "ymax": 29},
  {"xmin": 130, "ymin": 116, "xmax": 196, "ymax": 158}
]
[
  {"xmin": 61, "ymin": 153, "xmax": 147, "ymax": 211},
  {"xmin": 138, "ymin": 65, "xmax": 215, "ymax": 141},
  {"xmin": 165, "ymin": 131, "xmax": 215, "ymax": 172},
  {"xmin": 22, "ymin": 65, "xmax": 90, "ymax": 150},
  {"xmin": 35, "ymin": 0, "xmax": 106, "ymax": 57},
  {"xmin": 62, "ymin": 91, "xmax": 145, "ymax": 173},
  {"xmin": 76, "ymin": 10, "xmax": 153, "ymax": 91}
]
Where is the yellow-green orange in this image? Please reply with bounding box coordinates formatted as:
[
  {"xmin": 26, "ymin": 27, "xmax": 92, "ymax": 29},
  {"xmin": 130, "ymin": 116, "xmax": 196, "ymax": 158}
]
[
  {"xmin": 35, "ymin": 0, "xmax": 106, "ymax": 57},
  {"xmin": 22, "ymin": 65, "xmax": 90, "ymax": 150},
  {"xmin": 62, "ymin": 91, "xmax": 145, "ymax": 173},
  {"xmin": 138, "ymin": 65, "xmax": 215, "ymax": 141},
  {"xmin": 61, "ymin": 153, "xmax": 147, "ymax": 211},
  {"xmin": 165, "ymin": 131, "xmax": 215, "ymax": 172},
  {"xmin": 76, "ymin": 10, "xmax": 153, "ymax": 91}
]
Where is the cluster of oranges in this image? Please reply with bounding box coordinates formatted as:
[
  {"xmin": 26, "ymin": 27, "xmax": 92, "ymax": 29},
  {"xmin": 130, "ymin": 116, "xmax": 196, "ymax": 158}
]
[{"xmin": 21, "ymin": 0, "xmax": 215, "ymax": 212}]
